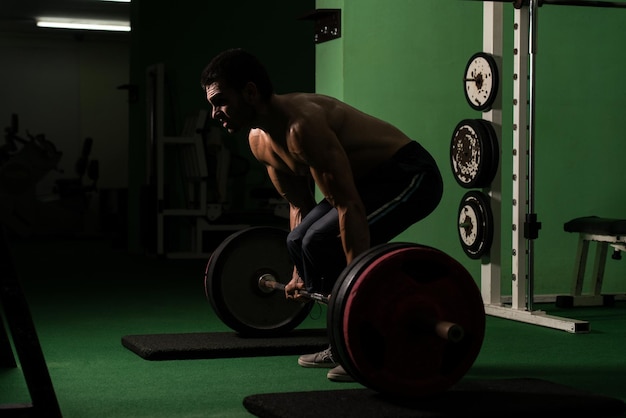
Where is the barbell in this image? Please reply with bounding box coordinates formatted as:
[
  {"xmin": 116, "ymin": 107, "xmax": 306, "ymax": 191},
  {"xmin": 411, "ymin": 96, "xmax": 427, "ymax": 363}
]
[
  {"xmin": 258, "ymin": 274, "xmax": 466, "ymax": 343},
  {"xmin": 204, "ymin": 226, "xmax": 486, "ymax": 397}
]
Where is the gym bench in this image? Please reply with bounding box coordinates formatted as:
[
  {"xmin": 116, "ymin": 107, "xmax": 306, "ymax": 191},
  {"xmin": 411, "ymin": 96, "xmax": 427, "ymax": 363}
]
[{"xmin": 557, "ymin": 216, "xmax": 626, "ymax": 308}]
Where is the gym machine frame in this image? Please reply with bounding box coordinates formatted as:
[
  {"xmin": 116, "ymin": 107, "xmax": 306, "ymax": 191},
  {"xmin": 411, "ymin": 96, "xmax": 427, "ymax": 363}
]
[
  {"xmin": 147, "ymin": 64, "xmax": 249, "ymax": 258},
  {"xmin": 479, "ymin": 1, "xmax": 589, "ymax": 333},
  {"xmin": 0, "ymin": 226, "xmax": 62, "ymax": 416}
]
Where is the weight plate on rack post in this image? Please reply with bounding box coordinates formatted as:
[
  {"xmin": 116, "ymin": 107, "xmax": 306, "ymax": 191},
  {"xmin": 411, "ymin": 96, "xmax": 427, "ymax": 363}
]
[
  {"xmin": 464, "ymin": 51, "xmax": 499, "ymax": 112},
  {"xmin": 457, "ymin": 190, "xmax": 494, "ymax": 259},
  {"xmin": 450, "ymin": 119, "xmax": 499, "ymax": 189},
  {"xmin": 204, "ymin": 226, "xmax": 313, "ymax": 337},
  {"xmin": 329, "ymin": 243, "xmax": 486, "ymax": 397}
]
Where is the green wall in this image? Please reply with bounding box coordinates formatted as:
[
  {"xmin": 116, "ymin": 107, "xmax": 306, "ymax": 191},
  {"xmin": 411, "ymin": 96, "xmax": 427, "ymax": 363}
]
[{"xmin": 316, "ymin": 0, "xmax": 626, "ymax": 296}]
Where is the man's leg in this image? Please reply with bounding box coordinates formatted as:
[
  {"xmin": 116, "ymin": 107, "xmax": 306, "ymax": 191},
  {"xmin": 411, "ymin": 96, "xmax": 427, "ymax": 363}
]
[
  {"xmin": 287, "ymin": 200, "xmax": 344, "ymax": 370},
  {"xmin": 286, "ymin": 199, "xmax": 344, "ymax": 294},
  {"xmin": 367, "ymin": 168, "xmax": 443, "ymax": 246}
]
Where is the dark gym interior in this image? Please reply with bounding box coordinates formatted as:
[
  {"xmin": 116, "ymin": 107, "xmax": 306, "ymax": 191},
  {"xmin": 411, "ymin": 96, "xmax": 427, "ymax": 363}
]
[{"xmin": 1, "ymin": 1, "xmax": 625, "ymax": 417}]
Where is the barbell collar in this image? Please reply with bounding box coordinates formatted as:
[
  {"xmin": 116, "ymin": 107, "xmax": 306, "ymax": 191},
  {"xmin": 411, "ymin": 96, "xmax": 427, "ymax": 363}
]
[{"xmin": 434, "ymin": 320, "xmax": 466, "ymax": 343}]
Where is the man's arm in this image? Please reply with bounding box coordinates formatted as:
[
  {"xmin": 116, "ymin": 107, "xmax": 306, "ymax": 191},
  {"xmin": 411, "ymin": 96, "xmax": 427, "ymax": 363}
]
[
  {"xmin": 265, "ymin": 165, "xmax": 316, "ymax": 300},
  {"xmin": 249, "ymin": 129, "xmax": 317, "ymax": 229},
  {"xmin": 290, "ymin": 119, "xmax": 370, "ymax": 265},
  {"xmin": 266, "ymin": 166, "xmax": 316, "ymax": 230}
]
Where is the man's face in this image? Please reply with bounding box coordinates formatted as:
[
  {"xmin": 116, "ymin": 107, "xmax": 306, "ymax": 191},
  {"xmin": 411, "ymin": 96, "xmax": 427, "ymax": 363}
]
[{"xmin": 205, "ymin": 81, "xmax": 255, "ymax": 134}]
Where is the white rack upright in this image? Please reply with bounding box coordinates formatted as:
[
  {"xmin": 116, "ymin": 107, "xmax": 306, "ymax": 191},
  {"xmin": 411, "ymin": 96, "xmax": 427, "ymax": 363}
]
[{"xmin": 479, "ymin": 1, "xmax": 589, "ymax": 333}]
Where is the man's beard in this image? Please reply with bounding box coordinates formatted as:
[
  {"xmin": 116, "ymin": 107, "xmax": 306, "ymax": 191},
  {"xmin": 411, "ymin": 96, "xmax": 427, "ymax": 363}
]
[{"xmin": 228, "ymin": 104, "xmax": 256, "ymax": 134}]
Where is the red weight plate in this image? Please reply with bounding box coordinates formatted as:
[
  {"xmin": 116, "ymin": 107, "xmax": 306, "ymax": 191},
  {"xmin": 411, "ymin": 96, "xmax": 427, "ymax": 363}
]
[{"xmin": 338, "ymin": 244, "xmax": 485, "ymax": 397}]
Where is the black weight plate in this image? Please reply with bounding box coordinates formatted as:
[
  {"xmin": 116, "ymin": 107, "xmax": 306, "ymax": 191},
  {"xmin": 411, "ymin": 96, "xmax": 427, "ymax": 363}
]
[
  {"xmin": 329, "ymin": 243, "xmax": 485, "ymax": 398},
  {"xmin": 458, "ymin": 190, "xmax": 494, "ymax": 259},
  {"xmin": 478, "ymin": 119, "xmax": 500, "ymax": 186},
  {"xmin": 204, "ymin": 226, "xmax": 313, "ymax": 337},
  {"xmin": 450, "ymin": 119, "xmax": 497, "ymax": 189}
]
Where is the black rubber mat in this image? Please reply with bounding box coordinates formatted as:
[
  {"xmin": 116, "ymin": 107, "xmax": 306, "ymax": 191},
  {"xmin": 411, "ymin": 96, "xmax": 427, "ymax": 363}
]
[
  {"xmin": 243, "ymin": 378, "xmax": 626, "ymax": 418},
  {"xmin": 121, "ymin": 328, "xmax": 328, "ymax": 361}
]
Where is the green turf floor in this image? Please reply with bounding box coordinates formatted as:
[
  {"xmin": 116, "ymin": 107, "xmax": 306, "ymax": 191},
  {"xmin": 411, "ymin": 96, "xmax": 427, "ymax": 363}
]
[{"xmin": 1, "ymin": 237, "xmax": 626, "ymax": 417}]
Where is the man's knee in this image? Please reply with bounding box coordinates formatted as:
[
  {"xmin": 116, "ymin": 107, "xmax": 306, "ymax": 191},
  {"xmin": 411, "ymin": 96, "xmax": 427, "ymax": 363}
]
[
  {"xmin": 286, "ymin": 229, "xmax": 303, "ymax": 254},
  {"xmin": 300, "ymin": 228, "xmax": 331, "ymax": 255}
]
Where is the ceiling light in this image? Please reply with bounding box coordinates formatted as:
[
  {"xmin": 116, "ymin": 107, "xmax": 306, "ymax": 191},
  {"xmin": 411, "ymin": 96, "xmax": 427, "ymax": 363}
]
[{"xmin": 36, "ymin": 19, "xmax": 131, "ymax": 32}]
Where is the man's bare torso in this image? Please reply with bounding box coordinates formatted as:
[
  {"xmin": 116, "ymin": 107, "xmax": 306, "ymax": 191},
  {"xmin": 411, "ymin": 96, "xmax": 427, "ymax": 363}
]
[{"xmin": 249, "ymin": 93, "xmax": 412, "ymax": 180}]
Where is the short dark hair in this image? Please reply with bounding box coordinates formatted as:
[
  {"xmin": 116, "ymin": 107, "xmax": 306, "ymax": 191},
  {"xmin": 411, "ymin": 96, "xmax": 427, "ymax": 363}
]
[{"xmin": 200, "ymin": 48, "xmax": 274, "ymax": 101}]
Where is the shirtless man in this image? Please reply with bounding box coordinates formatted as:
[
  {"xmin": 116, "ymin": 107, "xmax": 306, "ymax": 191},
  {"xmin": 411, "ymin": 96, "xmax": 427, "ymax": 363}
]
[{"xmin": 201, "ymin": 48, "xmax": 443, "ymax": 382}]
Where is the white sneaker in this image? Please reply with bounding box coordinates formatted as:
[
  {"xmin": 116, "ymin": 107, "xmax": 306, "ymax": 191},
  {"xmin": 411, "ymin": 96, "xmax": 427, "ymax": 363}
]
[
  {"xmin": 327, "ymin": 365, "xmax": 354, "ymax": 382},
  {"xmin": 297, "ymin": 347, "xmax": 338, "ymax": 368}
]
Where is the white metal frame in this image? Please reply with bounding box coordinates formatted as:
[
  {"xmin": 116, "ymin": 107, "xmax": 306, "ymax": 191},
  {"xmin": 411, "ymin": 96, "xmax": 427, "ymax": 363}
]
[
  {"xmin": 480, "ymin": 2, "xmax": 589, "ymax": 333},
  {"xmin": 480, "ymin": 1, "xmax": 503, "ymax": 307},
  {"xmin": 566, "ymin": 233, "xmax": 626, "ymax": 306}
]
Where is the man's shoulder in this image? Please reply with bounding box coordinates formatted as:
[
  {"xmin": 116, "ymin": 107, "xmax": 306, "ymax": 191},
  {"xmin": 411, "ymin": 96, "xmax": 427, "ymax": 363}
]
[
  {"xmin": 282, "ymin": 92, "xmax": 339, "ymax": 107},
  {"xmin": 281, "ymin": 93, "xmax": 342, "ymax": 123}
]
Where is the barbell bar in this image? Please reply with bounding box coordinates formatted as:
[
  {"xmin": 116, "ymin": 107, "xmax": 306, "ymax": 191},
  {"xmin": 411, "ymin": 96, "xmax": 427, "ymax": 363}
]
[
  {"xmin": 204, "ymin": 226, "xmax": 486, "ymax": 397},
  {"xmin": 258, "ymin": 274, "xmax": 466, "ymax": 343},
  {"xmin": 258, "ymin": 274, "xmax": 330, "ymax": 304}
]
